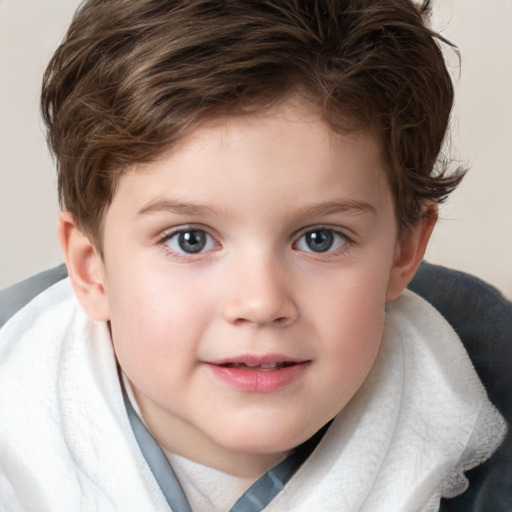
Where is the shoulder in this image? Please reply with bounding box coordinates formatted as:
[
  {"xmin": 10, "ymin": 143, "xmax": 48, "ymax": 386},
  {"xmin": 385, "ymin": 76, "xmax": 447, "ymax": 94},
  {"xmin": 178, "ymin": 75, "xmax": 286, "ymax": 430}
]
[
  {"xmin": 0, "ymin": 274, "xmax": 79, "ymax": 409},
  {"xmin": 0, "ymin": 276, "xmax": 77, "ymax": 372},
  {"xmin": 0, "ymin": 264, "xmax": 68, "ymax": 330},
  {"xmin": 0, "ymin": 273, "xmax": 166, "ymax": 510},
  {"xmin": 409, "ymin": 262, "xmax": 512, "ymax": 512},
  {"xmin": 409, "ymin": 262, "xmax": 512, "ymax": 338},
  {"xmin": 409, "ymin": 262, "xmax": 512, "ymax": 411}
]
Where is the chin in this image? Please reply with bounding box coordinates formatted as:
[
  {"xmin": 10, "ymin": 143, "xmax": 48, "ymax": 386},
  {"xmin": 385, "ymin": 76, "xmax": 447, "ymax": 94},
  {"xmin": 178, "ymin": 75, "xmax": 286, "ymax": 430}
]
[{"xmin": 213, "ymin": 419, "xmax": 314, "ymax": 455}]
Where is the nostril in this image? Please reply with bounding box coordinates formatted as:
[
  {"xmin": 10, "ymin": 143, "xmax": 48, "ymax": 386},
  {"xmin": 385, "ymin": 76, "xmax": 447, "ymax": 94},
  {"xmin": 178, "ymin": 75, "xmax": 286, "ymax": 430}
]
[
  {"xmin": 222, "ymin": 291, "xmax": 299, "ymax": 327},
  {"xmin": 231, "ymin": 315, "xmax": 290, "ymax": 327}
]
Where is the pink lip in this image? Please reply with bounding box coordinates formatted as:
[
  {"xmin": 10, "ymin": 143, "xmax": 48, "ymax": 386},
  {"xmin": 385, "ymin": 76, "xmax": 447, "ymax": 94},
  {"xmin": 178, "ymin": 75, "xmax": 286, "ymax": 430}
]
[{"xmin": 205, "ymin": 354, "xmax": 310, "ymax": 393}]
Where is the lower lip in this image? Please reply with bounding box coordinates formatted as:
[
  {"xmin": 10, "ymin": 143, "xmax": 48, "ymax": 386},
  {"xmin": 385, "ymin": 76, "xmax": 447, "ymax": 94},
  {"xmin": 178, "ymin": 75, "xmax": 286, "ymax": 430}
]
[{"xmin": 206, "ymin": 362, "xmax": 309, "ymax": 393}]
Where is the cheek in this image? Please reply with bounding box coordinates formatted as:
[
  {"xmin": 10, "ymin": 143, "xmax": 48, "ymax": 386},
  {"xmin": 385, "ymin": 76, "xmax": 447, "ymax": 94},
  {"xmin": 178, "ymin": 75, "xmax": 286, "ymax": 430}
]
[
  {"xmin": 307, "ymin": 268, "xmax": 388, "ymax": 388},
  {"xmin": 106, "ymin": 271, "xmax": 211, "ymax": 379},
  {"xmin": 318, "ymin": 306, "xmax": 384, "ymax": 422},
  {"xmin": 308, "ymin": 263, "xmax": 388, "ymax": 331},
  {"xmin": 323, "ymin": 297, "xmax": 384, "ymax": 374}
]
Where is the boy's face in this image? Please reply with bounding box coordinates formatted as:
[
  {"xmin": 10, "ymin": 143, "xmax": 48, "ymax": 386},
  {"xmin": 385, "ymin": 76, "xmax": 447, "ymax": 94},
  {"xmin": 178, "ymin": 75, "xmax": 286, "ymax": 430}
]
[{"xmin": 67, "ymin": 100, "xmax": 431, "ymax": 476}]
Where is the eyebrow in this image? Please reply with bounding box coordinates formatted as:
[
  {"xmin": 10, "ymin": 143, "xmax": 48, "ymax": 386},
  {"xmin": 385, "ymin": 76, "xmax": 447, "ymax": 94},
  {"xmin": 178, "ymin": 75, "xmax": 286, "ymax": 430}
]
[
  {"xmin": 137, "ymin": 198, "xmax": 376, "ymax": 218},
  {"xmin": 137, "ymin": 199, "xmax": 222, "ymax": 217},
  {"xmin": 294, "ymin": 200, "xmax": 377, "ymax": 218}
]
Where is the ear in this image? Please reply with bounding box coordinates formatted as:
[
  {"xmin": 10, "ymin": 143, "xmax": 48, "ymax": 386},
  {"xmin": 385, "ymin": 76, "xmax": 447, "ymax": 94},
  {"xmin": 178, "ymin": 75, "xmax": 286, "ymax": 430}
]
[
  {"xmin": 57, "ymin": 212, "xmax": 110, "ymax": 321},
  {"xmin": 385, "ymin": 204, "xmax": 438, "ymax": 302}
]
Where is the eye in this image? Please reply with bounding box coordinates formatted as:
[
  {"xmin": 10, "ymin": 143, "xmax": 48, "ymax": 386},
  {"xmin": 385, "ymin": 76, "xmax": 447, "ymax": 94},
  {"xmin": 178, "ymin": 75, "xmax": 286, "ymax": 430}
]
[
  {"xmin": 163, "ymin": 228, "xmax": 217, "ymax": 254},
  {"xmin": 295, "ymin": 228, "xmax": 348, "ymax": 253}
]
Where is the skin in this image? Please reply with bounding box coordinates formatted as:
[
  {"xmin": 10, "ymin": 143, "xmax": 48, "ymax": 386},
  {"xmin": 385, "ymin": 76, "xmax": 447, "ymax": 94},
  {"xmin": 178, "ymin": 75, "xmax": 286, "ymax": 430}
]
[{"xmin": 59, "ymin": 99, "xmax": 436, "ymax": 478}]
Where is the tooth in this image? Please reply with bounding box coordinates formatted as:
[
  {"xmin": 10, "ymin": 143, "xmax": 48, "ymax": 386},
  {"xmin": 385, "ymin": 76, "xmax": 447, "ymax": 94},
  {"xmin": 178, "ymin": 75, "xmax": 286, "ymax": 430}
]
[
  {"xmin": 260, "ymin": 363, "xmax": 277, "ymax": 369},
  {"xmin": 245, "ymin": 362, "xmax": 260, "ymax": 367}
]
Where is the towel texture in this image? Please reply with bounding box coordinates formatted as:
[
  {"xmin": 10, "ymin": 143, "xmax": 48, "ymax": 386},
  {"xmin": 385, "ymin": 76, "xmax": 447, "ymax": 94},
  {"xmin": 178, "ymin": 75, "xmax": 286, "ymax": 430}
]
[{"xmin": 0, "ymin": 279, "xmax": 506, "ymax": 511}]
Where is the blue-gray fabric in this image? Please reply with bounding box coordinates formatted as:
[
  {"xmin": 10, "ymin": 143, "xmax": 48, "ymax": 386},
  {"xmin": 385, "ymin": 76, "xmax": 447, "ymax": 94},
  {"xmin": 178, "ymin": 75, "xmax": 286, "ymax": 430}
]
[
  {"xmin": 122, "ymin": 374, "xmax": 330, "ymax": 511},
  {"xmin": 227, "ymin": 420, "xmax": 330, "ymax": 511},
  {"xmin": 122, "ymin": 389, "xmax": 193, "ymax": 512},
  {"xmin": 1, "ymin": 262, "xmax": 511, "ymax": 511}
]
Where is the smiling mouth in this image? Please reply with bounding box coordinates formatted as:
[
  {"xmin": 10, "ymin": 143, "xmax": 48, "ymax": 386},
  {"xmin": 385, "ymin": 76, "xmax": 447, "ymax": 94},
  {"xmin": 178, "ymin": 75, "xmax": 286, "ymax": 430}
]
[
  {"xmin": 219, "ymin": 361, "xmax": 298, "ymax": 370},
  {"xmin": 207, "ymin": 358, "xmax": 309, "ymax": 392}
]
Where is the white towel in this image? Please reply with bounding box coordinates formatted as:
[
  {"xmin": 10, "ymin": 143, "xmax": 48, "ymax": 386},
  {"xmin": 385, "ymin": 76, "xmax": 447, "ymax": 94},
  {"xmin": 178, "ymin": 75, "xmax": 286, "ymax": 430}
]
[
  {"xmin": 266, "ymin": 290, "xmax": 507, "ymax": 511},
  {"xmin": 0, "ymin": 279, "xmax": 506, "ymax": 511},
  {"xmin": 0, "ymin": 279, "xmax": 170, "ymax": 512}
]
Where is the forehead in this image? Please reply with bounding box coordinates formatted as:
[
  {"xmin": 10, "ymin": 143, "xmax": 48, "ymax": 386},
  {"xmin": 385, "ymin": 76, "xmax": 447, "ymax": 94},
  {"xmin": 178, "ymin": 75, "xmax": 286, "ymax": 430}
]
[{"xmin": 109, "ymin": 100, "xmax": 392, "ymax": 224}]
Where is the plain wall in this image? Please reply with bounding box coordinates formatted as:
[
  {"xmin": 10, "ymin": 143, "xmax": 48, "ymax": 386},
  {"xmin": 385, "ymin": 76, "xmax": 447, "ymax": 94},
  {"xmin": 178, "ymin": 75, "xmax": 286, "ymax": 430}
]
[
  {"xmin": 0, "ymin": 0, "xmax": 81, "ymax": 288},
  {"xmin": 1, "ymin": 0, "xmax": 511, "ymax": 298}
]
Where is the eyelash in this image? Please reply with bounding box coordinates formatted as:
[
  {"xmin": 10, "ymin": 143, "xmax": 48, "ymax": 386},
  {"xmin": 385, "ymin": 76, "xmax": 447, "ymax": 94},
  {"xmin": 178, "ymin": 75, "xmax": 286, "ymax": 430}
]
[
  {"xmin": 157, "ymin": 225, "xmax": 219, "ymax": 262},
  {"xmin": 293, "ymin": 226, "xmax": 353, "ymax": 258},
  {"xmin": 156, "ymin": 225, "xmax": 354, "ymax": 262}
]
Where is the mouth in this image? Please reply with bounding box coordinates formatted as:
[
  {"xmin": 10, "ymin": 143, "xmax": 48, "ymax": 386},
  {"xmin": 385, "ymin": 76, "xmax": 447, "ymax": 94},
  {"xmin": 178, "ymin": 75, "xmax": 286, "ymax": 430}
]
[
  {"xmin": 218, "ymin": 361, "xmax": 298, "ymax": 371},
  {"xmin": 206, "ymin": 355, "xmax": 310, "ymax": 392},
  {"xmin": 209, "ymin": 354, "xmax": 307, "ymax": 369}
]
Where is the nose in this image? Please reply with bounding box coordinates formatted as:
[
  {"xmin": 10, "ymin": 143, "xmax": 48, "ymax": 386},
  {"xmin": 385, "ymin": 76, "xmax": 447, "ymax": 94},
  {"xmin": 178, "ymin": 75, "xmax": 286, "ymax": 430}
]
[{"xmin": 221, "ymin": 255, "xmax": 298, "ymax": 328}]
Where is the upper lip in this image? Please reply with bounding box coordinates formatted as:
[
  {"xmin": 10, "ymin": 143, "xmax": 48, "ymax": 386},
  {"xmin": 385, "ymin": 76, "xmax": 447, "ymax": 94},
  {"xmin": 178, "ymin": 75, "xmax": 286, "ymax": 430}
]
[{"xmin": 207, "ymin": 354, "xmax": 309, "ymax": 366}]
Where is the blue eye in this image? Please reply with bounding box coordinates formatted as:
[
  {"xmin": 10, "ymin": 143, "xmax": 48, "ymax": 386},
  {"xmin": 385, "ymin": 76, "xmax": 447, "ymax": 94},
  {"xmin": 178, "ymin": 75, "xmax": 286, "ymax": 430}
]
[
  {"xmin": 164, "ymin": 229, "xmax": 216, "ymax": 254},
  {"xmin": 295, "ymin": 228, "xmax": 348, "ymax": 253}
]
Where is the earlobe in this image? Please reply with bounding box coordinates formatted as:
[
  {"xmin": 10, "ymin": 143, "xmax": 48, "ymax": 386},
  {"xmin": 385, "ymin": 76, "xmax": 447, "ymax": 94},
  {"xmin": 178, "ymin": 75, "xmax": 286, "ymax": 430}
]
[
  {"xmin": 57, "ymin": 212, "xmax": 110, "ymax": 321},
  {"xmin": 385, "ymin": 205, "xmax": 438, "ymax": 302}
]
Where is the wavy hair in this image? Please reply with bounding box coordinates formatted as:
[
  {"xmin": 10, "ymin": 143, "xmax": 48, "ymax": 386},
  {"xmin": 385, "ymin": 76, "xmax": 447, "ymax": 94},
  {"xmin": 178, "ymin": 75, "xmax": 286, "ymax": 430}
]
[{"xmin": 41, "ymin": 0, "xmax": 464, "ymax": 246}]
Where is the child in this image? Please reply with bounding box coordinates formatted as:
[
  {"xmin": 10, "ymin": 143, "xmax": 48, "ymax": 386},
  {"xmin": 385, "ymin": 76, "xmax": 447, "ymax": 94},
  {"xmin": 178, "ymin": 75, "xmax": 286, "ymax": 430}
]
[{"xmin": 0, "ymin": 1, "xmax": 506, "ymax": 510}]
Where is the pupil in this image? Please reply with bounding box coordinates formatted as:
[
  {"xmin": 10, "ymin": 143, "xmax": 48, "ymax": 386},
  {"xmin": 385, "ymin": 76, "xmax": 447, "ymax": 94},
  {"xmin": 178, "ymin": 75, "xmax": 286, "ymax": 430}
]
[
  {"xmin": 179, "ymin": 231, "xmax": 206, "ymax": 253},
  {"xmin": 306, "ymin": 230, "xmax": 333, "ymax": 252}
]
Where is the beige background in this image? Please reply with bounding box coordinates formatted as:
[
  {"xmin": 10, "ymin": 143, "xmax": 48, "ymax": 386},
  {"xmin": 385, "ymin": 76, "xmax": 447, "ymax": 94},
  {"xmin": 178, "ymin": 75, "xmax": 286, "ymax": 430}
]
[{"xmin": 1, "ymin": 0, "xmax": 511, "ymax": 298}]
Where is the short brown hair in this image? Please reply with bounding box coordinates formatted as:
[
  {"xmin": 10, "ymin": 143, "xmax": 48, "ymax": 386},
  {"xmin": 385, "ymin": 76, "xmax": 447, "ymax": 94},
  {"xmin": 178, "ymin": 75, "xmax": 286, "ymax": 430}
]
[{"xmin": 41, "ymin": 0, "xmax": 464, "ymax": 246}]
